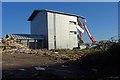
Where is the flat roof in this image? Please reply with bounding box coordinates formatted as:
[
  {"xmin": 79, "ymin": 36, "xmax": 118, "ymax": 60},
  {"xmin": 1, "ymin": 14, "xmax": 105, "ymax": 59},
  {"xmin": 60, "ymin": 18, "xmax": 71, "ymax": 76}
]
[{"xmin": 28, "ymin": 9, "xmax": 85, "ymax": 21}]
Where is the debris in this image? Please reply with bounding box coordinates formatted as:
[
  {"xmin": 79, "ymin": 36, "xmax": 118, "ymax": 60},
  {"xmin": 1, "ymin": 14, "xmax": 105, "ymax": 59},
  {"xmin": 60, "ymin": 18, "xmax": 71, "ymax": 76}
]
[
  {"xmin": 54, "ymin": 52, "xmax": 59, "ymax": 54},
  {"xmin": 107, "ymin": 76, "xmax": 120, "ymax": 80},
  {"xmin": 32, "ymin": 73, "xmax": 39, "ymax": 77},
  {"xmin": 91, "ymin": 68, "xmax": 98, "ymax": 73},
  {"xmin": 2, "ymin": 38, "xmax": 32, "ymax": 54},
  {"xmin": 80, "ymin": 45, "xmax": 87, "ymax": 50},
  {"xmin": 61, "ymin": 65, "xmax": 68, "ymax": 68},
  {"xmin": 34, "ymin": 66, "xmax": 45, "ymax": 71},
  {"xmin": 1, "ymin": 37, "xmax": 87, "ymax": 61},
  {"xmin": 60, "ymin": 54, "xmax": 70, "ymax": 60},
  {"xmin": 90, "ymin": 44, "xmax": 98, "ymax": 48},
  {"xmin": 18, "ymin": 69, "xmax": 25, "ymax": 71}
]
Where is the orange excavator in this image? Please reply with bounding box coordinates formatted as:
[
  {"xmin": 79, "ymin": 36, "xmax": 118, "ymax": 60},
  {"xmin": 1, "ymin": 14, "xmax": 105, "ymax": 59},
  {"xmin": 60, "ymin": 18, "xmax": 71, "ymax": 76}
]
[{"xmin": 77, "ymin": 18, "xmax": 95, "ymax": 45}]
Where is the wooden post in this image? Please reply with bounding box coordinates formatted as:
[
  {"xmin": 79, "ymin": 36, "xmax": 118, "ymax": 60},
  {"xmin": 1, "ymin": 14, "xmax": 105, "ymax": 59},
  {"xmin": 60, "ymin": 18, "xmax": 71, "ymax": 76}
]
[
  {"xmin": 27, "ymin": 40, "xmax": 29, "ymax": 48},
  {"xmin": 35, "ymin": 40, "xmax": 37, "ymax": 49}
]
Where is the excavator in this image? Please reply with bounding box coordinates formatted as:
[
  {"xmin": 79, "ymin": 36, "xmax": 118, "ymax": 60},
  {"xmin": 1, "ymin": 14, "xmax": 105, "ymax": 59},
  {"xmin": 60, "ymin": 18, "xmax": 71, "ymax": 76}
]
[{"xmin": 76, "ymin": 17, "xmax": 95, "ymax": 48}]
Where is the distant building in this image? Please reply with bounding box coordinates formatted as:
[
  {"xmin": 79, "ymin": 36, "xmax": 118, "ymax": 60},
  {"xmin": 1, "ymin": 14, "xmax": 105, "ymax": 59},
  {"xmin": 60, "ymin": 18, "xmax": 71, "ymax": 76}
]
[
  {"xmin": 6, "ymin": 34, "xmax": 44, "ymax": 49},
  {"xmin": 7, "ymin": 9, "xmax": 85, "ymax": 49}
]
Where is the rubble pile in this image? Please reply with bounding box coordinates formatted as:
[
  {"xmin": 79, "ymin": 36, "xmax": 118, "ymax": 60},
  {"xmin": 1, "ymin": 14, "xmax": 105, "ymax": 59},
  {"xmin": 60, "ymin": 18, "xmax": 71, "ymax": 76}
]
[
  {"xmin": 42, "ymin": 49, "xmax": 85, "ymax": 61},
  {"xmin": 97, "ymin": 40, "xmax": 113, "ymax": 50},
  {"xmin": 2, "ymin": 38, "xmax": 32, "ymax": 54},
  {"xmin": 2, "ymin": 38, "xmax": 110, "ymax": 61},
  {"xmin": 1, "ymin": 38, "xmax": 86, "ymax": 60}
]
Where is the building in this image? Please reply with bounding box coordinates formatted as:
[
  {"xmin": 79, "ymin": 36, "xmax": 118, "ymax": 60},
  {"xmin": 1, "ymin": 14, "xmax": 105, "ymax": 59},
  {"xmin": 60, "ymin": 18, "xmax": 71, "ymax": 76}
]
[
  {"xmin": 28, "ymin": 9, "xmax": 85, "ymax": 50},
  {"xmin": 6, "ymin": 9, "xmax": 85, "ymax": 50},
  {"xmin": 6, "ymin": 34, "xmax": 44, "ymax": 49}
]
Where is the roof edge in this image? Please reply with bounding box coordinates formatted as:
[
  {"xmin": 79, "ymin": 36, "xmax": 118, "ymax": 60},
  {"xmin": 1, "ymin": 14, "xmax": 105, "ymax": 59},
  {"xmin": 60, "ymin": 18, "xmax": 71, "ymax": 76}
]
[{"xmin": 28, "ymin": 9, "xmax": 85, "ymax": 21}]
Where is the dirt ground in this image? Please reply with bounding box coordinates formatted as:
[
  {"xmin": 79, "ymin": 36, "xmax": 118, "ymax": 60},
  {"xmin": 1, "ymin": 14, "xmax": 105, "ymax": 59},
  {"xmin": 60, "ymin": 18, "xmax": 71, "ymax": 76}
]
[
  {"xmin": 1, "ymin": 38, "xmax": 120, "ymax": 80},
  {"xmin": 2, "ymin": 47, "xmax": 120, "ymax": 80},
  {"xmin": 2, "ymin": 51, "xmax": 84, "ymax": 80}
]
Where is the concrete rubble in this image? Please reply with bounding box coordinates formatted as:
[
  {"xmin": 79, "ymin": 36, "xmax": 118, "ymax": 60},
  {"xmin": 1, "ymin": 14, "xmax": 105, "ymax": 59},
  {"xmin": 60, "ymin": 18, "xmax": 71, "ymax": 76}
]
[
  {"xmin": 1, "ymin": 38, "xmax": 83, "ymax": 60},
  {"xmin": 1, "ymin": 38, "xmax": 115, "ymax": 61},
  {"xmin": 34, "ymin": 66, "xmax": 45, "ymax": 71},
  {"xmin": 2, "ymin": 38, "xmax": 33, "ymax": 54}
]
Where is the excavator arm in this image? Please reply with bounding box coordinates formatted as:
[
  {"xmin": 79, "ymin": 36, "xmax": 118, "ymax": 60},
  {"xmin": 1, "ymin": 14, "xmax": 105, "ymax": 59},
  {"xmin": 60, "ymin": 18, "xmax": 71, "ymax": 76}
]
[
  {"xmin": 77, "ymin": 18, "xmax": 95, "ymax": 43},
  {"xmin": 82, "ymin": 22, "xmax": 95, "ymax": 43},
  {"xmin": 77, "ymin": 18, "xmax": 84, "ymax": 43}
]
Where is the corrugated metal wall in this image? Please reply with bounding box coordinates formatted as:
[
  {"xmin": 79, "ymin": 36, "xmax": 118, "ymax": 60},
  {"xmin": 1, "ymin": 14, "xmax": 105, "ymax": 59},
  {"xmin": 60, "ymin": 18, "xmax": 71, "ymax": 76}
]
[
  {"xmin": 47, "ymin": 12, "xmax": 55, "ymax": 49},
  {"xmin": 47, "ymin": 12, "xmax": 78, "ymax": 49}
]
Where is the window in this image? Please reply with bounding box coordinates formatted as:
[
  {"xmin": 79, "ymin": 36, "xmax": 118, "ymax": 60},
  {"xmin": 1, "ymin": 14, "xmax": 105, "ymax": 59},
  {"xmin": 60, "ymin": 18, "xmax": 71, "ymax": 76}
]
[
  {"xmin": 70, "ymin": 31, "xmax": 77, "ymax": 35},
  {"xmin": 21, "ymin": 40, "xmax": 27, "ymax": 42},
  {"xmin": 69, "ymin": 21, "xmax": 76, "ymax": 25},
  {"xmin": 29, "ymin": 40, "xmax": 35, "ymax": 42}
]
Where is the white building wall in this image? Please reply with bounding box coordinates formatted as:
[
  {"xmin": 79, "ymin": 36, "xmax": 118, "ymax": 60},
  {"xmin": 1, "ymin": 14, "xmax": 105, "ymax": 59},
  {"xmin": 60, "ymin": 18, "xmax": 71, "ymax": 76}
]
[
  {"xmin": 69, "ymin": 18, "xmax": 78, "ymax": 49},
  {"xmin": 47, "ymin": 12, "xmax": 78, "ymax": 49},
  {"xmin": 56, "ymin": 14, "xmax": 70, "ymax": 49},
  {"xmin": 47, "ymin": 12, "xmax": 55, "ymax": 49}
]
